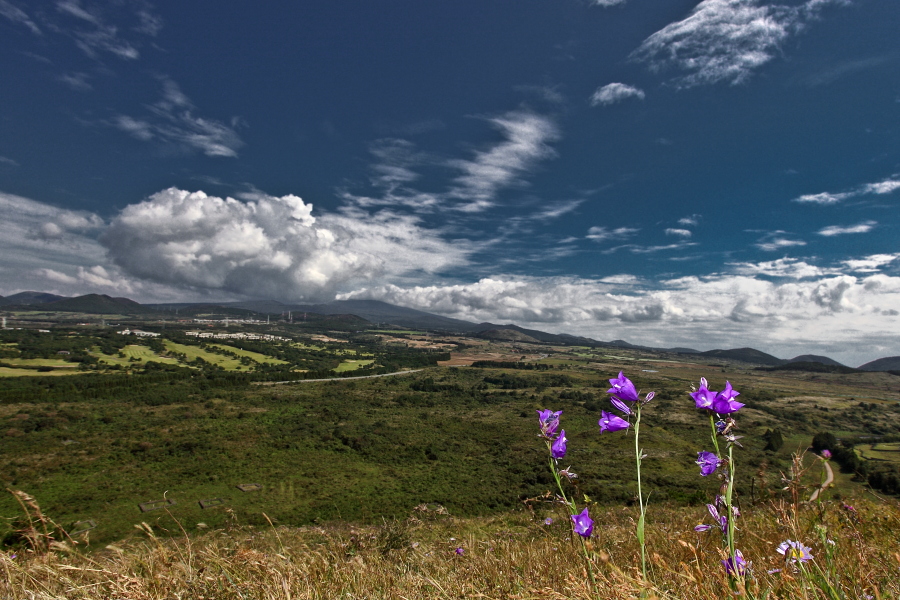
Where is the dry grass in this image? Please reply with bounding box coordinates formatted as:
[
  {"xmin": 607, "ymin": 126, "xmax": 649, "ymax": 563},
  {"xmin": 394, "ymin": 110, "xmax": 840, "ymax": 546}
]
[{"xmin": 3, "ymin": 494, "xmax": 899, "ymax": 599}]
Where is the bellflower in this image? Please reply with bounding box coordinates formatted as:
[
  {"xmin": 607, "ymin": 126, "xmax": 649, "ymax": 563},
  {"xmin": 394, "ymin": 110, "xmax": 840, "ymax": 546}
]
[
  {"xmin": 722, "ymin": 549, "xmax": 747, "ymax": 576},
  {"xmin": 777, "ymin": 540, "xmax": 813, "ymax": 564},
  {"xmin": 696, "ymin": 451, "xmax": 721, "ymax": 476},
  {"xmin": 599, "ymin": 410, "xmax": 629, "ymax": 433},
  {"xmin": 711, "ymin": 382, "xmax": 744, "ymax": 413},
  {"xmin": 821, "ymin": 449, "xmax": 832, "ymax": 459},
  {"xmin": 537, "ymin": 409, "xmax": 562, "ymax": 438},
  {"xmin": 607, "ymin": 371, "xmax": 639, "ymax": 403},
  {"xmin": 571, "ymin": 508, "xmax": 594, "ymax": 538},
  {"xmin": 609, "ymin": 396, "xmax": 632, "ymax": 415},
  {"xmin": 551, "ymin": 430, "xmax": 568, "ymax": 459},
  {"xmin": 691, "ymin": 377, "xmax": 717, "ymax": 409}
]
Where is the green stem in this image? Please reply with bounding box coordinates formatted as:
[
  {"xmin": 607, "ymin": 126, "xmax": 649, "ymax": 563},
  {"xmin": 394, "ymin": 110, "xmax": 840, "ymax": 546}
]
[
  {"xmin": 634, "ymin": 403, "xmax": 647, "ymax": 582},
  {"xmin": 548, "ymin": 451, "xmax": 597, "ymax": 595}
]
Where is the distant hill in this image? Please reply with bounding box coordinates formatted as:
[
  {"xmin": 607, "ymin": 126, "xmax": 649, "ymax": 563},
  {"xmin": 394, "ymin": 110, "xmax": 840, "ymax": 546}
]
[
  {"xmin": 42, "ymin": 294, "xmax": 157, "ymax": 315},
  {"xmin": 858, "ymin": 356, "xmax": 900, "ymax": 372},
  {"xmin": 787, "ymin": 354, "xmax": 846, "ymax": 367},
  {"xmin": 475, "ymin": 328, "xmax": 542, "ymax": 343},
  {"xmin": 286, "ymin": 299, "xmax": 487, "ymax": 333},
  {"xmin": 5, "ymin": 291, "xmax": 67, "ymax": 305},
  {"xmin": 698, "ymin": 347, "xmax": 785, "ymax": 366},
  {"xmin": 760, "ymin": 361, "xmax": 860, "ymax": 374}
]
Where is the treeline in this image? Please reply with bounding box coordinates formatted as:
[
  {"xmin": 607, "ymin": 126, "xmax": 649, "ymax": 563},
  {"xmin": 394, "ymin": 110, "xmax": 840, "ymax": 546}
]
[{"xmin": 470, "ymin": 361, "xmax": 551, "ymax": 370}]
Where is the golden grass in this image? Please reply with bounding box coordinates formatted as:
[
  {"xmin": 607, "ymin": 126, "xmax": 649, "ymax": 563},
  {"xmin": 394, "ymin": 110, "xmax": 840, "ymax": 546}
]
[{"xmin": 3, "ymin": 496, "xmax": 898, "ymax": 599}]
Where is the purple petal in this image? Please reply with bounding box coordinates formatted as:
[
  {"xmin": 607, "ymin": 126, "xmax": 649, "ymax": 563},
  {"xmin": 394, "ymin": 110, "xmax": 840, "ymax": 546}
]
[
  {"xmin": 609, "ymin": 397, "xmax": 632, "ymax": 415},
  {"xmin": 599, "ymin": 411, "xmax": 629, "ymax": 433},
  {"xmin": 551, "ymin": 430, "xmax": 567, "ymax": 459}
]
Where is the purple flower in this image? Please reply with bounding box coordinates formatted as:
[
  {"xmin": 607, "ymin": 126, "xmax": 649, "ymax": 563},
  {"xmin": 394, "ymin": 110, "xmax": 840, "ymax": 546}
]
[
  {"xmin": 707, "ymin": 504, "xmax": 728, "ymax": 533},
  {"xmin": 821, "ymin": 449, "xmax": 832, "ymax": 459},
  {"xmin": 777, "ymin": 540, "xmax": 813, "ymax": 564},
  {"xmin": 643, "ymin": 391, "xmax": 655, "ymax": 403},
  {"xmin": 599, "ymin": 410, "xmax": 629, "ymax": 433},
  {"xmin": 607, "ymin": 372, "xmax": 639, "ymax": 403},
  {"xmin": 537, "ymin": 409, "xmax": 562, "ymax": 438},
  {"xmin": 455, "ymin": 547, "xmax": 464, "ymax": 555},
  {"xmin": 711, "ymin": 381, "xmax": 744, "ymax": 413},
  {"xmin": 571, "ymin": 508, "xmax": 593, "ymax": 538},
  {"xmin": 691, "ymin": 377, "xmax": 717, "ymax": 409},
  {"xmin": 558, "ymin": 467, "xmax": 577, "ymax": 480},
  {"xmin": 696, "ymin": 451, "xmax": 721, "ymax": 476},
  {"xmin": 722, "ymin": 549, "xmax": 747, "ymax": 576},
  {"xmin": 551, "ymin": 429, "xmax": 567, "ymax": 459},
  {"xmin": 610, "ymin": 397, "xmax": 632, "ymax": 415},
  {"xmin": 543, "ymin": 517, "xmax": 553, "ymax": 525}
]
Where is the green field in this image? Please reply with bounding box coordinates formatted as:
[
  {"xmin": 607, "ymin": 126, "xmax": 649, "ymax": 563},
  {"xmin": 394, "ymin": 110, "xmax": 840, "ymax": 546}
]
[
  {"xmin": 0, "ymin": 367, "xmax": 80, "ymax": 377},
  {"xmin": 334, "ymin": 358, "xmax": 376, "ymax": 372},
  {"xmin": 164, "ymin": 341, "xmax": 248, "ymax": 370},
  {"xmin": 210, "ymin": 344, "xmax": 289, "ymax": 365},
  {"xmin": 857, "ymin": 442, "xmax": 900, "ymax": 463},
  {"xmin": 94, "ymin": 344, "xmax": 180, "ymax": 367},
  {"xmin": 3, "ymin": 357, "xmax": 78, "ymax": 368}
]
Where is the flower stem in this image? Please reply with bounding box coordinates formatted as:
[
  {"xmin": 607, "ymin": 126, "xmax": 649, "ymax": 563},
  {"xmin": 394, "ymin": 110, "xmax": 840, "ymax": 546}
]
[
  {"xmin": 548, "ymin": 454, "xmax": 597, "ymax": 595},
  {"xmin": 634, "ymin": 403, "xmax": 647, "ymax": 582}
]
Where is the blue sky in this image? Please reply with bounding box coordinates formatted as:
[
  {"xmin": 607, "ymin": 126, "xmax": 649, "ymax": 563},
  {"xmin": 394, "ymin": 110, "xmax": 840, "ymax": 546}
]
[{"xmin": 1, "ymin": 0, "xmax": 898, "ymax": 365}]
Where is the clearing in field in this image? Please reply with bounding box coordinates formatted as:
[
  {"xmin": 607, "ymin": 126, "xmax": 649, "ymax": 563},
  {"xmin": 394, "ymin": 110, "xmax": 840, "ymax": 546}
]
[{"xmin": 334, "ymin": 359, "xmax": 375, "ymax": 372}]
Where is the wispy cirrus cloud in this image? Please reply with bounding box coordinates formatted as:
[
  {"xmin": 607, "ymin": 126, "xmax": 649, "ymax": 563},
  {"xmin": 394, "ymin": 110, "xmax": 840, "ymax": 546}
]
[
  {"xmin": 631, "ymin": 0, "xmax": 849, "ymax": 88},
  {"xmin": 754, "ymin": 231, "xmax": 806, "ymax": 251},
  {"xmin": 342, "ymin": 110, "xmax": 560, "ymax": 214},
  {"xmin": 113, "ymin": 78, "xmax": 245, "ymax": 157},
  {"xmin": 793, "ymin": 175, "xmax": 900, "ymax": 204},
  {"xmin": 586, "ymin": 226, "xmax": 639, "ymax": 242},
  {"xmin": 0, "ymin": 0, "xmax": 41, "ymax": 34},
  {"xmin": 665, "ymin": 228, "xmax": 692, "ymax": 237},
  {"xmin": 54, "ymin": 0, "xmax": 161, "ymax": 60},
  {"xmin": 447, "ymin": 111, "xmax": 559, "ymax": 211},
  {"xmin": 590, "ymin": 83, "xmax": 645, "ymax": 106},
  {"xmin": 818, "ymin": 221, "xmax": 877, "ymax": 236}
]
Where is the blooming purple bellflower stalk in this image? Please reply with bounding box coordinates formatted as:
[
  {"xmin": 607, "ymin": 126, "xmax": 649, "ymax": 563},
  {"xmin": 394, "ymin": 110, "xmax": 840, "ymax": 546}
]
[
  {"xmin": 711, "ymin": 382, "xmax": 744, "ymax": 413},
  {"xmin": 690, "ymin": 377, "xmax": 716, "ymax": 409},
  {"xmin": 722, "ymin": 549, "xmax": 747, "ymax": 576}
]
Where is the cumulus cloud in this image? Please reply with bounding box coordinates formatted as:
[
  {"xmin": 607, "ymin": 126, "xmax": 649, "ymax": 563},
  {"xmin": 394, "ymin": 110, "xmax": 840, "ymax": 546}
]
[
  {"xmin": 818, "ymin": 221, "xmax": 877, "ymax": 236},
  {"xmin": 340, "ymin": 270, "xmax": 900, "ymax": 366},
  {"xmin": 632, "ymin": 0, "xmax": 849, "ymax": 87},
  {"xmin": 729, "ymin": 257, "xmax": 836, "ymax": 279},
  {"xmin": 586, "ymin": 226, "xmax": 639, "ymax": 242},
  {"xmin": 678, "ymin": 215, "xmax": 701, "ymax": 226},
  {"xmin": 590, "ymin": 83, "xmax": 646, "ymax": 106},
  {"xmin": 863, "ymin": 179, "xmax": 900, "ymax": 195},
  {"xmin": 101, "ymin": 188, "xmax": 470, "ymax": 301},
  {"xmin": 113, "ymin": 78, "xmax": 244, "ymax": 157},
  {"xmin": 793, "ymin": 192, "xmax": 852, "ymax": 204},
  {"xmin": 842, "ymin": 253, "xmax": 900, "ymax": 273}
]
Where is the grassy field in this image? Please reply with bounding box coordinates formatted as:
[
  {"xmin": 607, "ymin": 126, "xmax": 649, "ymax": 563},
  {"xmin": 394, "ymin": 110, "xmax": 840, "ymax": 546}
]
[
  {"xmin": 334, "ymin": 359, "xmax": 376, "ymax": 372},
  {"xmin": 857, "ymin": 442, "xmax": 900, "ymax": 463},
  {"xmin": 93, "ymin": 344, "xmax": 180, "ymax": 367},
  {"xmin": 164, "ymin": 341, "xmax": 247, "ymax": 370},
  {"xmin": 210, "ymin": 344, "xmax": 289, "ymax": 365},
  {"xmin": 3, "ymin": 497, "xmax": 897, "ymax": 599},
  {"xmin": 0, "ymin": 367, "xmax": 80, "ymax": 377}
]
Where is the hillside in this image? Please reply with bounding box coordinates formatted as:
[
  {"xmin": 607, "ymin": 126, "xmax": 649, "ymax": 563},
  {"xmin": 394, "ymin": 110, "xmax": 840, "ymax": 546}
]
[
  {"xmin": 42, "ymin": 294, "xmax": 157, "ymax": 315},
  {"xmin": 698, "ymin": 347, "xmax": 785, "ymax": 366},
  {"xmin": 788, "ymin": 354, "xmax": 847, "ymax": 367},
  {"xmin": 4, "ymin": 291, "xmax": 66, "ymax": 305},
  {"xmin": 475, "ymin": 328, "xmax": 542, "ymax": 343},
  {"xmin": 858, "ymin": 356, "xmax": 900, "ymax": 371}
]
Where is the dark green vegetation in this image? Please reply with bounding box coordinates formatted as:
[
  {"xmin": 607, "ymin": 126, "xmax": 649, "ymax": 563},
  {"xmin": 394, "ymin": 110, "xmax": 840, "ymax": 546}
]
[{"xmin": 2, "ymin": 316, "xmax": 900, "ymax": 549}]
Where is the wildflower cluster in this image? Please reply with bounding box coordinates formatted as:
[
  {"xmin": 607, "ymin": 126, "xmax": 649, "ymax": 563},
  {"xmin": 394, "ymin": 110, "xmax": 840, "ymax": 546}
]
[{"xmin": 690, "ymin": 377, "xmax": 745, "ymax": 583}]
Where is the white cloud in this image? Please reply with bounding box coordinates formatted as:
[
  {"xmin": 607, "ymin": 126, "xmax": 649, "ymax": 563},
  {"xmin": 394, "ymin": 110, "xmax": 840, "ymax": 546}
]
[
  {"xmin": 586, "ymin": 226, "xmax": 639, "ymax": 242},
  {"xmin": 842, "ymin": 253, "xmax": 900, "ymax": 273},
  {"xmin": 818, "ymin": 221, "xmax": 877, "ymax": 236},
  {"xmin": 632, "ymin": 0, "xmax": 848, "ymax": 87},
  {"xmin": 55, "ymin": 0, "xmax": 148, "ymax": 60},
  {"xmin": 447, "ymin": 112, "xmax": 559, "ymax": 211},
  {"xmin": 754, "ymin": 232, "xmax": 806, "ymax": 251},
  {"xmin": 678, "ymin": 215, "xmax": 701, "ymax": 226},
  {"xmin": 729, "ymin": 257, "xmax": 836, "ymax": 279},
  {"xmin": 113, "ymin": 78, "xmax": 244, "ymax": 157},
  {"xmin": 101, "ymin": 188, "xmax": 470, "ymax": 301},
  {"xmin": 58, "ymin": 72, "xmax": 92, "ymax": 91},
  {"xmin": 0, "ymin": 156, "xmax": 20, "ymax": 167},
  {"xmin": 793, "ymin": 175, "xmax": 900, "ymax": 204},
  {"xmin": 793, "ymin": 192, "xmax": 852, "ymax": 204},
  {"xmin": 592, "ymin": 0, "xmax": 629, "ymax": 6},
  {"xmin": 590, "ymin": 83, "xmax": 646, "ymax": 106},
  {"xmin": 665, "ymin": 228, "xmax": 692, "ymax": 237},
  {"xmin": 0, "ymin": 0, "xmax": 41, "ymax": 34},
  {"xmin": 340, "ymin": 270, "xmax": 900, "ymax": 366},
  {"xmin": 863, "ymin": 179, "xmax": 900, "ymax": 195}
]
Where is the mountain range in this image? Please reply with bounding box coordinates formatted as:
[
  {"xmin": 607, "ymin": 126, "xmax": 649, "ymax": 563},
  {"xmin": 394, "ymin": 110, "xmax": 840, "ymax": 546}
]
[{"xmin": 2, "ymin": 292, "xmax": 898, "ymax": 371}]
